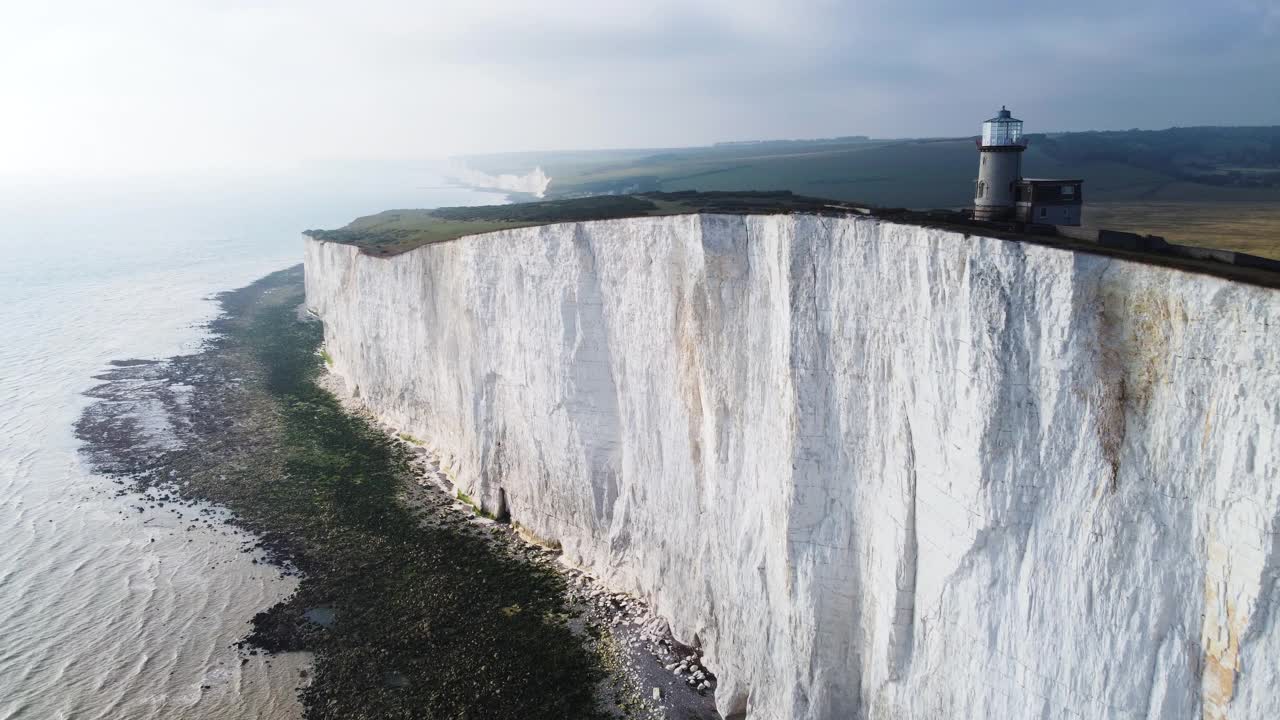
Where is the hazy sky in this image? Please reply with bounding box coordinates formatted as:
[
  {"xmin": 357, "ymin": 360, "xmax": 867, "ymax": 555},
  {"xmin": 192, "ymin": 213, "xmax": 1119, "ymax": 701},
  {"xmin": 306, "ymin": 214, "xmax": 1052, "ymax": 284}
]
[{"xmin": 3, "ymin": 0, "xmax": 1277, "ymax": 178}]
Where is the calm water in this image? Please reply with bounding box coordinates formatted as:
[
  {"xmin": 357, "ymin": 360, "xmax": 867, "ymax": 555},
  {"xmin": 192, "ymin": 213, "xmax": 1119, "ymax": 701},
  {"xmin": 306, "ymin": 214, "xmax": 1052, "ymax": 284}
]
[{"xmin": 0, "ymin": 174, "xmax": 501, "ymax": 719}]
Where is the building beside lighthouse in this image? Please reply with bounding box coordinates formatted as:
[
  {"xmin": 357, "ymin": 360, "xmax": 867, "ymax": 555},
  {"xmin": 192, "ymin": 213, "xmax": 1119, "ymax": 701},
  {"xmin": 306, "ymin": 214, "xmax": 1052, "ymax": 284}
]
[
  {"xmin": 973, "ymin": 107, "xmax": 1083, "ymax": 226},
  {"xmin": 1015, "ymin": 178, "xmax": 1083, "ymax": 225}
]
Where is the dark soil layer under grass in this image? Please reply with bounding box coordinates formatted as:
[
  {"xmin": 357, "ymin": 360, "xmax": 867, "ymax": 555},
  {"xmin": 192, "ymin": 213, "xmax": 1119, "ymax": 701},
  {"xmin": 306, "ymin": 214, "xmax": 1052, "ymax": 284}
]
[{"xmin": 76, "ymin": 267, "xmax": 612, "ymax": 720}]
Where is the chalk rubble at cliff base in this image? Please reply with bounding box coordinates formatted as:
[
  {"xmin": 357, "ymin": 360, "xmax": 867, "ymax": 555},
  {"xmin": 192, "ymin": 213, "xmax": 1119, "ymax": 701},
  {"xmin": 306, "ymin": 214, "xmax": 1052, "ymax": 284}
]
[{"xmin": 305, "ymin": 213, "xmax": 1280, "ymax": 720}]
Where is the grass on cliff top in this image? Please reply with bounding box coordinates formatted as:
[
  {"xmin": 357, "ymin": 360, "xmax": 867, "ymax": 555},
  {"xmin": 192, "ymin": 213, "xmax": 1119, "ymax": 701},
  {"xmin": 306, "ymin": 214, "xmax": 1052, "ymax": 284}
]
[{"xmin": 304, "ymin": 190, "xmax": 851, "ymax": 255}]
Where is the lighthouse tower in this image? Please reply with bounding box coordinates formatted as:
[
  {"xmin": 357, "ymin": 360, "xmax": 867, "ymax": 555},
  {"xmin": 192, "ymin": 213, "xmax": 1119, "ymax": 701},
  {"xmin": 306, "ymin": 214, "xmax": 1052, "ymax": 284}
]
[{"xmin": 973, "ymin": 106, "xmax": 1026, "ymax": 221}]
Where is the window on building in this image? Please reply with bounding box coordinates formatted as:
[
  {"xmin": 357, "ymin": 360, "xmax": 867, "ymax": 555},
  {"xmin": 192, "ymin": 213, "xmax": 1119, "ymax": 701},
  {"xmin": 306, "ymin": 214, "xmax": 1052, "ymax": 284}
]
[
  {"xmin": 1063, "ymin": 185, "xmax": 1075, "ymax": 197},
  {"xmin": 1040, "ymin": 207, "xmax": 1048, "ymax": 218},
  {"xmin": 977, "ymin": 181, "xmax": 985, "ymax": 198}
]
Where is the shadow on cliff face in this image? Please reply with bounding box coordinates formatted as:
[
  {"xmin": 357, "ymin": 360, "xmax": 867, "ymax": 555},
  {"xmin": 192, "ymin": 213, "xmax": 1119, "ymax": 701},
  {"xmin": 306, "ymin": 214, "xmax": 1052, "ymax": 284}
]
[{"xmin": 76, "ymin": 266, "xmax": 615, "ymax": 720}]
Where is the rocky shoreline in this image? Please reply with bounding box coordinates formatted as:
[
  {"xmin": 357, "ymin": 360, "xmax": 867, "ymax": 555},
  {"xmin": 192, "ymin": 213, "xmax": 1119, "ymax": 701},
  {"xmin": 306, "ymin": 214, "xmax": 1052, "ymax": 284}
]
[{"xmin": 75, "ymin": 265, "xmax": 719, "ymax": 719}]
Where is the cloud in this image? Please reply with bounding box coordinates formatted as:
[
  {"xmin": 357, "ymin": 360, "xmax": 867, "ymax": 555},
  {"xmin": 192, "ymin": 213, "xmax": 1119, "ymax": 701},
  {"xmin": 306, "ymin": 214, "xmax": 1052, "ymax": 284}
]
[
  {"xmin": 1246, "ymin": 0, "xmax": 1280, "ymax": 32},
  {"xmin": 0, "ymin": 0, "xmax": 1275, "ymax": 179}
]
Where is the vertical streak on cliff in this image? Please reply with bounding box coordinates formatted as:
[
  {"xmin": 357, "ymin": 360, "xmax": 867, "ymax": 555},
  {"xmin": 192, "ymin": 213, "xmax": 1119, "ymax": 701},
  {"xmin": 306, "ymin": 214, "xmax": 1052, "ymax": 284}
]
[
  {"xmin": 1201, "ymin": 532, "xmax": 1245, "ymax": 720},
  {"xmin": 782, "ymin": 215, "xmax": 865, "ymax": 718},
  {"xmin": 565, "ymin": 227, "xmax": 623, "ymax": 541},
  {"xmin": 675, "ymin": 244, "xmax": 709, "ymax": 503},
  {"xmin": 889, "ymin": 411, "xmax": 918, "ymax": 680}
]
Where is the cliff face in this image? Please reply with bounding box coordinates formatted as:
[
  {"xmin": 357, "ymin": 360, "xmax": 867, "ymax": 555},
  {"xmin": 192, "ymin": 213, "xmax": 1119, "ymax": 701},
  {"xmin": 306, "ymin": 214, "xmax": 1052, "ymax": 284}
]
[{"xmin": 304, "ymin": 215, "xmax": 1280, "ymax": 720}]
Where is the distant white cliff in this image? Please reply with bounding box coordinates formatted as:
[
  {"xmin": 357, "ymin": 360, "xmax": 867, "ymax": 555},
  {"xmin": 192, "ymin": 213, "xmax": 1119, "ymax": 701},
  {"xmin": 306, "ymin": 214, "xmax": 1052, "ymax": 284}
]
[
  {"xmin": 447, "ymin": 165, "xmax": 551, "ymax": 198},
  {"xmin": 304, "ymin": 214, "xmax": 1280, "ymax": 720}
]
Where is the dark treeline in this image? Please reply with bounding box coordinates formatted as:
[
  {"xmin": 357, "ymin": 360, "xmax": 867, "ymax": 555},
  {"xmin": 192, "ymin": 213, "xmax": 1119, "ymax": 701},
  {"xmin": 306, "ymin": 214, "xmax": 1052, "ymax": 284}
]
[{"xmin": 1031, "ymin": 126, "xmax": 1280, "ymax": 187}]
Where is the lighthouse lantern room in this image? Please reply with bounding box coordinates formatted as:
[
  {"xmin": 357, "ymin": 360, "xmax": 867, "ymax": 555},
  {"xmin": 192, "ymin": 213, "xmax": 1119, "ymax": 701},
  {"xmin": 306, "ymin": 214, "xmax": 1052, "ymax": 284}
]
[{"xmin": 981, "ymin": 107, "xmax": 1024, "ymax": 146}]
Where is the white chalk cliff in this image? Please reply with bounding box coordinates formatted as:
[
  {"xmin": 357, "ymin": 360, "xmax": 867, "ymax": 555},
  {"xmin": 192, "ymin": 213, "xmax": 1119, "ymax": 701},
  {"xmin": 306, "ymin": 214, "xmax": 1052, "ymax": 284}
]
[{"xmin": 303, "ymin": 214, "xmax": 1280, "ymax": 720}]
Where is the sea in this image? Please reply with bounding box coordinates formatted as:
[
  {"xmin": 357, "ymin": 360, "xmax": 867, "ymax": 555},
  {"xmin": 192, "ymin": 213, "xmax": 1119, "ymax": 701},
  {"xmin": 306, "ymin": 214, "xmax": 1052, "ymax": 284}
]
[{"xmin": 0, "ymin": 171, "xmax": 503, "ymax": 719}]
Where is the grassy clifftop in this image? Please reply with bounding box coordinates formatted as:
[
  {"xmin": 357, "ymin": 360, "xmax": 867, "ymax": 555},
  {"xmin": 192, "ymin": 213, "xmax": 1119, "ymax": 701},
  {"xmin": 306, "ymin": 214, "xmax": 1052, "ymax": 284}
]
[
  {"xmin": 307, "ymin": 190, "xmax": 1280, "ymax": 290},
  {"xmin": 305, "ymin": 190, "xmax": 851, "ymax": 255}
]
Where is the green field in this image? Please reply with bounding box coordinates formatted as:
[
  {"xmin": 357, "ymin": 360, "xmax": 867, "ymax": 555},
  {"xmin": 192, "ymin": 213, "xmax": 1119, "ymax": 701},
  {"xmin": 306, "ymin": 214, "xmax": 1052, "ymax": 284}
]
[
  {"xmin": 451, "ymin": 127, "xmax": 1280, "ymax": 260},
  {"xmin": 462, "ymin": 128, "xmax": 1280, "ymax": 208},
  {"xmin": 468, "ymin": 131, "xmax": 1280, "ymax": 206},
  {"xmin": 322, "ymin": 125, "xmax": 1280, "ymax": 263}
]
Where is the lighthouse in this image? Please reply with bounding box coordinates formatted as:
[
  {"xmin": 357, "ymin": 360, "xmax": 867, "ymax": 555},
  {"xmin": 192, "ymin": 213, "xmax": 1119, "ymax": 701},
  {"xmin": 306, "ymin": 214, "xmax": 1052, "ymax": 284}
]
[{"xmin": 973, "ymin": 106, "xmax": 1026, "ymax": 221}]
